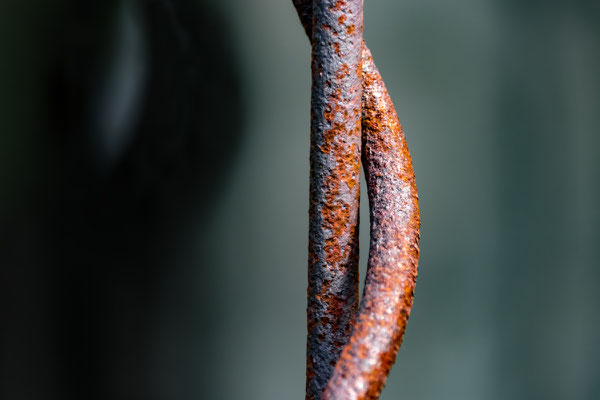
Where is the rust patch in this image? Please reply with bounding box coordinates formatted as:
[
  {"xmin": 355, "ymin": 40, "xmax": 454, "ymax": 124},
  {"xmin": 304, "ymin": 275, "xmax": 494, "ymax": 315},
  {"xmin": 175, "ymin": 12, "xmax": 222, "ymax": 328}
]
[
  {"xmin": 336, "ymin": 64, "xmax": 350, "ymax": 79},
  {"xmin": 334, "ymin": 42, "xmax": 341, "ymax": 55},
  {"xmin": 329, "ymin": 0, "xmax": 348, "ymax": 12}
]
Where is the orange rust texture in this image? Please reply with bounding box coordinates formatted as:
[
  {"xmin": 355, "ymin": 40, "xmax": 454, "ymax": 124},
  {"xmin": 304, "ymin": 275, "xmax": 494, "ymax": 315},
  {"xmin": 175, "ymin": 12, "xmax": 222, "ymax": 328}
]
[
  {"xmin": 293, "ymin": 1, "xmax": 420, "ymax": 399},
  {"xmin": 305, "ymin": 0, "xmax": 364, "ymax": 399},
  {"xmin": 321, "ymin": 45, "xmax": 420, "ymax": 400}
]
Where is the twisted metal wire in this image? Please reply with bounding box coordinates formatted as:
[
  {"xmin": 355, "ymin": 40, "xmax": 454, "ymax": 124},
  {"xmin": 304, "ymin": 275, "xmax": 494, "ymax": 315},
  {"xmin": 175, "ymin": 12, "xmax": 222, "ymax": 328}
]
[{"xmin": 293, "ymin": 1, "xmax": 421, "ymax": 399}]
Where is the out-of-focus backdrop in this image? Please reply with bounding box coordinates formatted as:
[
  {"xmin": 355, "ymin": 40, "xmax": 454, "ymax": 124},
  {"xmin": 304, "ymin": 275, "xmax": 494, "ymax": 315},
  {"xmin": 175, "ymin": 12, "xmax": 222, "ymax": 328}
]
[{"xmin": 1, "ymin": 0, "xmax": 599, "ymax": 399}]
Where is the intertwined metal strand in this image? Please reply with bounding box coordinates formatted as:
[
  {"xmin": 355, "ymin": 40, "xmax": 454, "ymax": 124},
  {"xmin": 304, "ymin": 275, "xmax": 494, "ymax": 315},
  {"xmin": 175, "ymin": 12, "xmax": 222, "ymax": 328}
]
[{"xmin": 294, "ymin": 1, "xmax": 421, "ymax": 399}]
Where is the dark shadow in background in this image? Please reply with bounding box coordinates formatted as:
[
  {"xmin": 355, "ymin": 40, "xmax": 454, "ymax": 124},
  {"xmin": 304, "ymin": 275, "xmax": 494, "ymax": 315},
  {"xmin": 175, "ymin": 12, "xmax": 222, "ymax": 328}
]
[{"xmin": 0, "ymin": 1, "xmax": 242, "ymax": 399}]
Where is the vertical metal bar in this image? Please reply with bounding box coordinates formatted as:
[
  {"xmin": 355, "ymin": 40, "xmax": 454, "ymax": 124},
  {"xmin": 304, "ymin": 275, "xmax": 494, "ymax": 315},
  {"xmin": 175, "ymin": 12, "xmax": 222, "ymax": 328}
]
[
  {"xmin": 293, "ymin": 1, "xmax": 421, "ymax": 399},
  {"xmin": 306, "ymin": 1, "xmax": 364, "ymax": 399}
]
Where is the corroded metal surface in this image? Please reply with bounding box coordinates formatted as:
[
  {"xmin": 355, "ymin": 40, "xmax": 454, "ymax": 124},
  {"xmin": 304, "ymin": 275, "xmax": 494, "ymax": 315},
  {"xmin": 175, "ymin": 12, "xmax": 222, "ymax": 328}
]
[
  {"xmin": 293, "ymin": 1, "xmax": 421, "ymax": 399},
  {"xmin": 322, "ymin": 46, "xmax": 420, "ymax": 400},
  {"xmin": 305, "ymin": 1, "xmax": 364, "ymax": 399}
]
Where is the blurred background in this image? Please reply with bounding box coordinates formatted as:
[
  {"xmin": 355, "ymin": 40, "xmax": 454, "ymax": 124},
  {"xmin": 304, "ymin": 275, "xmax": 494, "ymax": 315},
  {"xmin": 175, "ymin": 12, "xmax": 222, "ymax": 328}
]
[{"xmin": 1, "ymin": 0, "xmax": 599, "ymax": 399}]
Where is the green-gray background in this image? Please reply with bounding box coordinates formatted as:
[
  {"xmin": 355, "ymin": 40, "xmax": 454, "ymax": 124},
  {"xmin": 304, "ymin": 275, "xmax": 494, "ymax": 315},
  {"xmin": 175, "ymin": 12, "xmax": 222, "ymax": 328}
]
[{"xmin": 1, "ymin": 1, "xmax": 599, "ymax": 399}]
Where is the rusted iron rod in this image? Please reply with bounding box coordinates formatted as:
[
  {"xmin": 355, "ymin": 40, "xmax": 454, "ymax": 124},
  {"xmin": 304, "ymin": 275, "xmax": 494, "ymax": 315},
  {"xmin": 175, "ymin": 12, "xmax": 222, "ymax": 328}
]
[
  {"xmin": 305, "ymin": 1, "xmax": 364, "ymax": 399},
  {"xmin": 293, "ymin": 1, "xmax": 421, "ymax": 399}
]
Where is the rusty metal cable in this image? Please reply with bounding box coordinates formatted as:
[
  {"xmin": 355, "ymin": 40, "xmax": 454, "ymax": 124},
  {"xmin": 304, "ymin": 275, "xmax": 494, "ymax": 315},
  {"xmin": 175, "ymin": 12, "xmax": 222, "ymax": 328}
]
[{"xmin": 293, "ymin": 1, "xmax": 421, "ymax": 399}]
